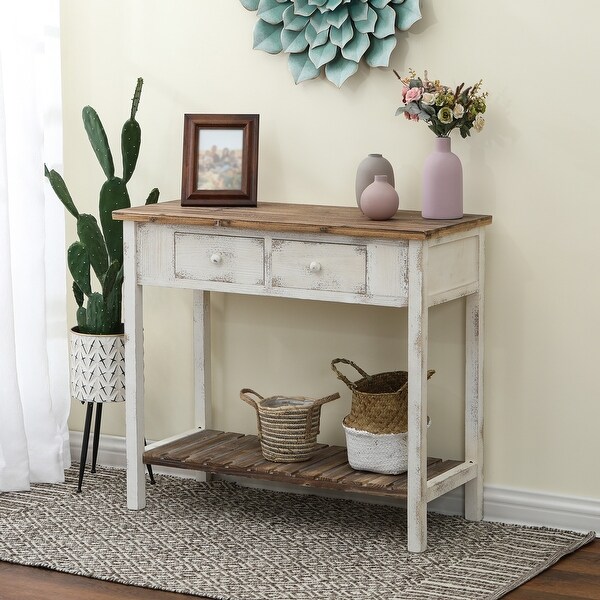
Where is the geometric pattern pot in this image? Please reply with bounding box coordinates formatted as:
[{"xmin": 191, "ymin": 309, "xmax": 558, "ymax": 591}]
[{"xmin": 69, "ymin": 328, "xmax": 125, "ymax": 403}]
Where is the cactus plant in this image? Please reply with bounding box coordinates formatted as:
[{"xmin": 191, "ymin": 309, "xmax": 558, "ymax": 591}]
[{"xmin": 45, "ymin": 78, "xmax": 159, "ymax": 335}]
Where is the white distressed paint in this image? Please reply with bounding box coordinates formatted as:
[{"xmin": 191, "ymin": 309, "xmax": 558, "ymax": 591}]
[{"xmin": 125, "ymin": 220, "xmax": 487, "ymax": 552}]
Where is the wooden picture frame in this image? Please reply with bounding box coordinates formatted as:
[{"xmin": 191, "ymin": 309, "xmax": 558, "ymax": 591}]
[{"xmin": 181, "ymin": 114, "xmax": 259, "ymax": 207}]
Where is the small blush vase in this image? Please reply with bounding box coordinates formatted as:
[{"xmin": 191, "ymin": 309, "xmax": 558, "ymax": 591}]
[
  {"xmin": 359, "ymin": 175, "xmax": 399, "ymax": 221},
  {"xmin": 355, "ymin": 153, "xmax": 395, "ymax": 209},
  {"xmin": 422, "ymin": 136, "xmax": 463, "ymax": 219}
]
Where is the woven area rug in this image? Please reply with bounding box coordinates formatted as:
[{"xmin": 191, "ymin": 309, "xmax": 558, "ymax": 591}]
[{"xmin": 0, "ymin": 467, "xmax": 594, "ymax": 600}]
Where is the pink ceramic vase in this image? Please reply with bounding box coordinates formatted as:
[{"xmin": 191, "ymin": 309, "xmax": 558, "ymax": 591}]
[
  {"xmin": 422, "ymin": 136, "xmax": 463, "ymax": 219},
  {"xmin": 360, "ymin": 175, "xmax": 399, "ymax": 221}
]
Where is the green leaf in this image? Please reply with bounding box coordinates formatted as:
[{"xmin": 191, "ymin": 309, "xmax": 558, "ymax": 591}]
[
  {"xmin": 82, "ymin": 106, "xmax": 115, "ymax": 179},
  {"xmin": 373, "ymin": 6, "xmax": 396, "ymax": 39},
  {"xmin": 325, "ymin": 54, "xmax": 359, "ymax": 87},
  {"xmin": 329, "ymin": 20, "xmax": 354, "ymax": 48},
  {"xmin": 44, "ymin": 167, "xmax": 80, "ymax": 219},
  {"xmin": 341, "ymin": 32, "xmax": 370, "ymax": 62},
  {"xmin": 283, "ymin": 5, "xmax": 309, "ymax": 31},
  {"xmin": 365, "ymin": 34, "xmax": 397, "ymax": 67},
  {"xmin": 257, "ymin": 0, "xmax": 286, "ymax": 24},
  {"xmin": 281, "ymin": 27, "xmax": 309, "ymax": 53},
  {"xmin": 354, "ymin": 6, "xmax": 377, "ymax": 34},
  {"xmin": 393, "ymin": 0, "xmax": 422, "ymax": 31},
  {"xmin": 309, "ymin": 40, "xmax": 337, "ymax": 69},
  {"xmin": 240, "ymin": 0, "xmax": 260, "ymax": 10},
  {"xmin": 288, "ymin": 51, "xmax": 321, "ymax": 84},
  {"xmin": 253, "ymin": 20, "xmax": 284, "ymax": 54}
]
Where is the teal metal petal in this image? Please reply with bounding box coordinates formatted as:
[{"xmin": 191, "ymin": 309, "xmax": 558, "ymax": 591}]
[
  {"xmin": 325, "ymin": 54, "xmax": 359, "ymax": 87},
  {"xmin": 288, "ymin": 51, "xmax": 321, "ymax": 83},
  {"xmin": 393, "ymin": 0, "xmax": 421, "ymax": 30},
  {"xmin": 309, "ymin": 40, "xmax": 337, "ymax": 68},
  {"xmin": 373, "ymin": 6, "xmax": 396, "ymax": 39},
  {"xmin": 283, "ymin": 5, "xmax": 309, "ymax": 30},
  {"xmin": 293, "ymin": 0, "xmax": 318, "ymax": 17},
  {"xmin": 308, "ymin": 0, "xmax": 328, "ymax": 5},
  {"xmin": 349, "ymin": 2, "xmax": 368, "ymax": 22},
  {"xmin": 305, "ymin": 23, "xmax": 329, "ymax": 47},
  {"xmin": 324, "ymin": 0, "xmax": 344, "ymax": 9},
  {"xmin": 370, "ymin": 0, "xmax": 390, "ymax": 8},
  {"xmin": 281, "ymin": 27, "xmax": 310, "ymax": 53},
  {"xmin": 310, "ymin": 11, "xmax": 330, "ymax": 33},
  {"xmin": 329, "ymin": 19, "xmax": 353, "ymax": 48},
  {"xmin": 354, "ymin": 6, "xmax": 377, "ymax": 33},
  {"xmin": 341, "ymin": 31, "xmax": 370, "ymax": 62},
  {"xmin": 240, "ymin": 0, "xmax": 260, "ymax": 11},
  {"xmin": 253, "ymin": 20, "xmax": 284, "ymax": 53},
  {"xmin": 257, "ymin": 0, "xmax": 287, "ymax": 24},
  {"xmin": 365, "ymin": 34, "xmax": 397, "ymax": 67},
  {"xmin": 326, "ymin": 6, "xmax": 349, "ymax": 28}
]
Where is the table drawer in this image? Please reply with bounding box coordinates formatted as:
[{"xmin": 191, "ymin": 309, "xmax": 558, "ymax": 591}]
[
  {"xmin": 174, "ymin": 233, "xmax": 265, "ymax": 285},
  {"xmin": 271, "ymin": 239, "xmax": 366, "ymax": 294}
]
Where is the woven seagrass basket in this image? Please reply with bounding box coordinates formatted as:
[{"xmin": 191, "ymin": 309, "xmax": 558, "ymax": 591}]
[
  {"xmin": 331, "ymin": 358, "xmax": 434, "ymax": 434},
  {"xmin": 240, "ymin": 388, "xmax": 340, "ymax": 462}
]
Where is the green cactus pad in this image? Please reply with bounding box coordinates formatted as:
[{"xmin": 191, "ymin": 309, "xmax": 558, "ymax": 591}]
[
  {"xmin": 76, "ymin": 306, "xmax": 87, "ymax": 330},
  {"xmin": 99, "ymin": 177, "xmax": 130, "ymax": 265},
  {"xmin": 102, "ymin": 260, "xmax": 121, "ymax": 300},
  {"xmin": 145, "ymin": 188, "xmax": 160, "ymax": 205},
  {"xmin": 121, "ymin": 119, "xmax": 141, "ymax": 184},
  {"xmin": 86, "ymin": 292, "xmax": 108, "ymax": 334},
  {"xmin": 82, "ymin": 106, "xmax": 115, "ymax": 180},
  {"xmin": 73, "ymin": 281, "xmax": 84, "ymax": 307},
  {"xmin": 44, "ymin": 166, "xmax": 80, "ymax": 219},
  {"xmin": 67, "ymin": 242, "xmax": 91, "ymax": 297},
  {"xmin": 77, "ymin": 214, "xmax": 109, "ymax": 282}
]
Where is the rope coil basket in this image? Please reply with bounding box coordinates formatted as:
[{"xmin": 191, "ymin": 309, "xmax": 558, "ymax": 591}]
[
  {"xmin": 240, "ymin": 388, "xmax": 340, "ymax": 462},
  {"xmin": 331, "ymin": 358, "xmax": 435, "ymax": 435}
]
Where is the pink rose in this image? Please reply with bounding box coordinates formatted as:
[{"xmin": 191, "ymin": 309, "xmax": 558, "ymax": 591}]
[
  {"xmin": 404, "ymin": 112, "xmax": 419, "ymax": 122},
  {"xmin": 401, "ymin": 86, "xmax": 409, "ymax": 101},
  {"xmin": 404, "ymin": 87, "xmax": 422, "ymax": 103}
]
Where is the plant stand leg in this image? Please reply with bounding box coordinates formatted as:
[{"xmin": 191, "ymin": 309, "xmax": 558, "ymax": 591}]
[
  {"xmin": 91, "ymin": 403, "xmax": 103, "ymax": 474},
  {"xmin": 144, "ymin": 438, "xmax": 156, "ymax": 484},
  {"xmin": 77, "ymin": 403, "xmax": 94, "ymax": 493}
]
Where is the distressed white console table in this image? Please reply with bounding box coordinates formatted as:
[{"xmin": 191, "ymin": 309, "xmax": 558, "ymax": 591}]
[{"xmin": 114, "ymin": 201, "xmax": 492, "ymax": 553}]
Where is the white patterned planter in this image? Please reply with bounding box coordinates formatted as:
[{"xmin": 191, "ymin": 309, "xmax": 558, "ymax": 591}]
[{"xmin": 69, "ymin": 328, "xmax": 125, "ymax": 403}]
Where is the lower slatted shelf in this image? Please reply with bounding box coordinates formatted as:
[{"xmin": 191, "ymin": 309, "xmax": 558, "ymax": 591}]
[{"xmin": 144, "ymin": 429, "xmax": 461, "ymax": 499}]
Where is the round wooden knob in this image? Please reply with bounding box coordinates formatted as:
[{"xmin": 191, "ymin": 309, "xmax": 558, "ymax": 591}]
[
  {"xmin": 309, "ymin": 261, "xmax": 321, "ymax": 273},
  {"xmin": 210, "ymin": 253, "xmax": 222, "ymax": 264}
]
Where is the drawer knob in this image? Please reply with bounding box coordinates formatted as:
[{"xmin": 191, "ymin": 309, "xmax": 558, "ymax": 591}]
[
  {"xmin": 210, "ymin": 253, "xmax": 222, "ymax": 264},
  {"xmin": 309, "ymin": 261, "xmax": 321, "ymax": 273}
]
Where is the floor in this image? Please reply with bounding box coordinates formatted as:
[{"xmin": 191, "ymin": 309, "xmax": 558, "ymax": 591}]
[{"xmin": 0, "ymin": 539, "xmax": 598, "ymax": 600}]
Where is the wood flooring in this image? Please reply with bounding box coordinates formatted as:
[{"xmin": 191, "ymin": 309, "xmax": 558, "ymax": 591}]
[{"xmin": 0, "ymin": 538, "xmax": 597, "ymax": 600}]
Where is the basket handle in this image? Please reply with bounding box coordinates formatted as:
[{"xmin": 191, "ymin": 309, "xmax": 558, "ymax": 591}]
[
  {"xmin": 305, "ymin": 392, "xmax": 340, "ymax": 439},
  {"xmin": 239, "ymin": 388, "xmax": 264, "ymax": 437},
  {"xmin": 330, "ymin": 358, "xmax": 370, "ymax": 390}
]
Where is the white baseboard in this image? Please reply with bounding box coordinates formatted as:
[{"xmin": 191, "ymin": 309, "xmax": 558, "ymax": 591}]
[{"xmin": 70, "ymin": 431, "xmax": 599, "ymax": 535}]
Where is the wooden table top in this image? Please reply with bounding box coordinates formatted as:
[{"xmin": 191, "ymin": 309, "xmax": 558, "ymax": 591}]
[{"xmin": 113, "ymin": 200, "xmax": 492, "ymax": 240}]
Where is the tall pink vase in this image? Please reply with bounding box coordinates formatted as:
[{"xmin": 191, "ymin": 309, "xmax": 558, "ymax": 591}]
[{"xmin": 422, "ymin": 137, "xmax": 463, "ymax": 219}]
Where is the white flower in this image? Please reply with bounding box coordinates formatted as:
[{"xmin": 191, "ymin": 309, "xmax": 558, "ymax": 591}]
[
  {"xmin": 437, "ymin": 107, "xmax": 453, "ymax": 124},
  {"xmin": 422, "ymin": 92, "xmax": 437, "ymax": 106},
  {"xmin": 473, "ymin": 113, "xmax": 485, "ymax": 132},
  {"xmin": 453, "ymin": 103, "xmax": 465, "ymax": 119}
]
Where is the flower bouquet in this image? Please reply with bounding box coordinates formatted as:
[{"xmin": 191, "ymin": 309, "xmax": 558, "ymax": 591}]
[{"xmin": 394, "ymin": 69, "xmax": 487, "ymax": 138}]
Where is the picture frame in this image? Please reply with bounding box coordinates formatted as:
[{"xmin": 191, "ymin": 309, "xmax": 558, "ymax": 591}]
[{"xmin": 181, "ymin": 114, "xmax": 259, "ymax": 207}]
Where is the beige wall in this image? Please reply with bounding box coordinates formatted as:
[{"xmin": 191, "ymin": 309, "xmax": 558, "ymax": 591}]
[{"xmin": 60, "ymin": 1, "xmax": 600, "ymax": 499}]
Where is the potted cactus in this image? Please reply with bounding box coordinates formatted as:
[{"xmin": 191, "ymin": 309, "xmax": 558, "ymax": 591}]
[{"xmin": 45, "ymin": 78, "xmax": 158, "ymax": 490}]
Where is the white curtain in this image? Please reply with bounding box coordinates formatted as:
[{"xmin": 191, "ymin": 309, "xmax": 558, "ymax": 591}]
[{"xmin": 0, "ymin": 0, "xmax": 70, "ymax": 491}]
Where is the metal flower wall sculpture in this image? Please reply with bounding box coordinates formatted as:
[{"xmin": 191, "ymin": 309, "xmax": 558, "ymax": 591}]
[{"xmin": 240, "ymin": 0, "xmax": 422, "ymax": 87}]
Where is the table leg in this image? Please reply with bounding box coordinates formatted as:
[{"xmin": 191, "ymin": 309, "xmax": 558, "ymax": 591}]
[
  {"xmin": 193, "ymin": 290, "xmax": 212, "ymax": 482},
  {"xmin": 124, "ymin": 220, "xmax": 146, "ymax": 509},
  {"xmin": 465, "ymin": 230, "xmax": 484, "ymax": 520},
  {"xmin": 407, "ymin": 240, "xmax": 429, "ymax": 553}
]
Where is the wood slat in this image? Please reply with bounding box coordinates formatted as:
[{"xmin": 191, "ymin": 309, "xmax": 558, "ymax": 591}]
[
  {"xmin": 113, "ymin": 201, "xmax": 492, "ymax": 241},
  {"xmin": 143, "ymin": 430, "xmax": 465, "ymax": 499}
]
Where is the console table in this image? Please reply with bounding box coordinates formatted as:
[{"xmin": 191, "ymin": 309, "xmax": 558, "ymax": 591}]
[{"xmin": 114, "ymin": 201, "xmax": 492, "ymax": 553}]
